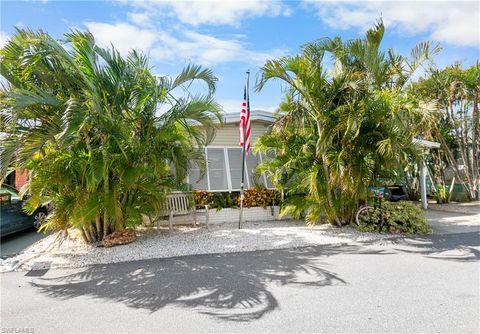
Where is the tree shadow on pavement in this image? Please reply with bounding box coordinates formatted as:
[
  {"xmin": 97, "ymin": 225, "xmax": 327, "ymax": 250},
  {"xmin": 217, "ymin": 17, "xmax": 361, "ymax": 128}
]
[
  {"xmin": 361, "ymin": 231, "xmax": 480, "ymax": 262},
  {"xmin": 30, "ymin": 244, "xmax": 385, "ymax": 322},
  {"xmin": 395, "ymin": 231, "xmax": 480, "ymax": 262}
]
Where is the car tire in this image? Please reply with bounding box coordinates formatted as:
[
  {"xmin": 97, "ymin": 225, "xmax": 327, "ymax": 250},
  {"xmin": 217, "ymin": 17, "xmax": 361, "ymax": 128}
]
[{"xmin": 33, "ymin": 210, "xmax": 47, "ymax": 229}]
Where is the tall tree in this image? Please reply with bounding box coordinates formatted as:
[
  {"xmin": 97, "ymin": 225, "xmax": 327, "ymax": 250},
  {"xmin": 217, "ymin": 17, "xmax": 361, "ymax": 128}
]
[
  {"xmin": 414, "ymin": 63, "xmax": 480, "ymax": 200},
  {"xmin": 255, "ymin": 21, "xmax": 439, "ymax": 225},
  {"xmin": 0, "ymin": 29, "xmax": 222, "ymax": 242}
]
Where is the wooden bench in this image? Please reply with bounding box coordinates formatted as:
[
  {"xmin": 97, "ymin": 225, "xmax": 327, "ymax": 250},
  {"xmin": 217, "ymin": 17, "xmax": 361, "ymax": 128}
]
[{"xmin": 157, "ymin": 192, "xmax": 209, "ymax": 233}]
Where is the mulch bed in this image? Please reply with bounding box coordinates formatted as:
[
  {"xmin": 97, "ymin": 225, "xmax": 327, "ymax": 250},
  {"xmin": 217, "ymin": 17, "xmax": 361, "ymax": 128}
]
[{"xmin": 101, "ymin": 230, "xmax": 137, "ymax": 248}]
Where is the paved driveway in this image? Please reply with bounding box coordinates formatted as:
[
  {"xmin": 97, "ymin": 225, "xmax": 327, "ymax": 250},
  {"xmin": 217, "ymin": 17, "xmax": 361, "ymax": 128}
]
[
  {"xmin": 0, "ymin": 211, "xmax": 479, "ymax": 333},
  {"xmin": 1, "ymin": 229, "xmax": 47, "ymax": 259}
]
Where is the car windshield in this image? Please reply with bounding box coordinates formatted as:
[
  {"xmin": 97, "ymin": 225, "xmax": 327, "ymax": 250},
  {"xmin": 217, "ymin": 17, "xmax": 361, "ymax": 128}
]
[{"xmin": 389, "ymin": 187, "xmax": 404, "ymax": 195}]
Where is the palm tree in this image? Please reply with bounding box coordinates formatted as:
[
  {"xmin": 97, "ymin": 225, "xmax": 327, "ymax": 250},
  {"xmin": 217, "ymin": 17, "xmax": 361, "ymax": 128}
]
[
  {"xmin": 414, "ymin": 63, "xmax": 480, "ymax": 201},
  {"xmin": 255, "ymin": 20, "xmax": 439, "ymax": 225},
  {"xmin": 0, "ymin": 28, "xmax": 222, "ymax": 242}
]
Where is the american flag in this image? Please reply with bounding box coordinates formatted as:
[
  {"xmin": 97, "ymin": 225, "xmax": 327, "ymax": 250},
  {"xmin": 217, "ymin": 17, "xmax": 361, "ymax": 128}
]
[{"xmin": 239, "ymin": 85, "xmax": 251, "ymax": 152}]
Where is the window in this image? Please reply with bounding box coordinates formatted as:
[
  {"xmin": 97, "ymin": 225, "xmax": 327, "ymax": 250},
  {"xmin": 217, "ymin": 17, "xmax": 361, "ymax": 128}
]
[
  {"xmin": 187, "ymin": 146, "xmax": 275, "ymax": 191},
  {"xmin": 206, "ymin": 148, "xmax": 229, "ymax": 191},
  {"xmin": 188, "ymin": 161, "xmax": 207, "ymax": 190},
  {"xmin": 227, "ymin": 148, "xmax": 244, "ymax": 189},
  {"xmin": 246, "ymin": 151, "xmax": 262, "ymax": 187}
]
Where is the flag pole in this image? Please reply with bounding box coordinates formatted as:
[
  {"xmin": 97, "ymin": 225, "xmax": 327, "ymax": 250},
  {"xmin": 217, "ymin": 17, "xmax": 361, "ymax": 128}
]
[{"xmin": 239, "ymin": 70, "xmax": 250, "ymax": 229}]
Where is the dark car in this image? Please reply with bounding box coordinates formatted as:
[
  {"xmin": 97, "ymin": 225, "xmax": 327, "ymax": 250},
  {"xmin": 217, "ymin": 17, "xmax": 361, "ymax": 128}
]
[
  {"xmin": 0, "ymin": 185, "xmax": 48, "ymax": 237},
  {"xmin": 387, "ymin": 185, "xmax": 409, "ymax": 202},
  {"xmin": 368, "ymin": 185, "xmax": 409, "ymax": 202}
]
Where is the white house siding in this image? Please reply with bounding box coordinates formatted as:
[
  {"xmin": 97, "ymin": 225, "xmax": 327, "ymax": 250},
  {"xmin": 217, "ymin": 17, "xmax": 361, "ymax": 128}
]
[
  {"xmin": 209, "ymin": 122, "xmax": 271, "ymax": 147},
  {"xmin": 188, "ymin": 119, "xmax": 274, "ymax": 191}
]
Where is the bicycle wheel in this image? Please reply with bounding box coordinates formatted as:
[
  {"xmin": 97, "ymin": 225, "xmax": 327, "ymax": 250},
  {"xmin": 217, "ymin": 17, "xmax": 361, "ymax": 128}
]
[{"xmin": 355, "ymin": 205, "xmax": 375, "ymax": 225}]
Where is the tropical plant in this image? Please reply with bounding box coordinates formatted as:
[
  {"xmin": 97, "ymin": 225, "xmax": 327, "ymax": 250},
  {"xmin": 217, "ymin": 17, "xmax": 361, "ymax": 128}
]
[
  {"xmin": 0, "ymin": 28, "xmax": 222, "ymax": 243},
  {"xmin": 193, "ymin": 190, "xmax": 215, "ymax": 207},
  {"xmin": 212, "ymin": 192, "xmax": 238, "ymax": 211},
  {"xmin": 193, "ymin": 188, "xmax": 277, "ymax": 210},
  {"xmin": 238, "ymin": 188, "xmax": 276, "ymax": 208},
  {"xmin": 356, "ymin": 201, "xmax": 430, "ymax": 234},
  {"xmin": 193, "ymin": 191, "xmax": 238, "ymax": 211},
  {"xmin": 255, "ymin": 20, "xmax": 439, "ymax": 226},
  {"xmin": 413, "ymin": 63, "xmax": 480, "ymax": 201},
  {"xmin": 435, "ymin": 184, "xmax": 448, "ymax": 203}
]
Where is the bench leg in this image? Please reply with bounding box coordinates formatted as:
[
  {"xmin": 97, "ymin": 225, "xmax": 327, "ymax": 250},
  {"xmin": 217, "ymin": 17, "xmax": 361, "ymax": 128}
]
[
  {"xmin": 169, "ymin": 211, "xmax": 173, "ymax": 233},
  {"xmin": 193, "ymin": 207, "xmax": 197, "ymax": 227}
]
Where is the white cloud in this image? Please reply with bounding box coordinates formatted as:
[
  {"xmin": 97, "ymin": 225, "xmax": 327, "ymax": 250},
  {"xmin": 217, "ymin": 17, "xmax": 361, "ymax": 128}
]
[
  {"xmin": 127, "ymin": 12, "xmax": 152, "ymax": 26},
  {"xmin": 305, "ymin": 0, "xmax": 479, "ymax": 47},
  {"xmin": 127, "ymin": 0, "xmax": 290, "ymax": 26},
  {"xmin": 84, "ymin": 22, "xmax": 157, "ymax": 54},
  {"xmin": 89, "ymin": 2, "xmax": 290, "ymax": 66},
  {"xmin": 83, "ymin": 21, "xmax": 285, "ymax": 66},
  {"xmin": 152, "ymin": 30, "xmax": 285, "ymax": 65},
  {"xmin": 0, "ymin": 31, "xmax": 11, "ymax": 47}
]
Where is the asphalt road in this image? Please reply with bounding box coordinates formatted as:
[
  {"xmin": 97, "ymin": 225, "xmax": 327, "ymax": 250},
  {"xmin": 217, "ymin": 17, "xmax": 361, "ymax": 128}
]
[
  {"xmin": 0, "ymin": 211, "xmax": 479, "ymax": 334},
  {"xmin": 0, "ymin": 228, "xmax": 47, "ymax": 259}
]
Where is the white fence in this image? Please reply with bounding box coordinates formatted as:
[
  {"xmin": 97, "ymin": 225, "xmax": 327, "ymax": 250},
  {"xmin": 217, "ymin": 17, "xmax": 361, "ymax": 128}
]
[
  {"xmin": 146, "ymin": 205, "xmax": 290, "ymax": 228},
  {"xmin": 197, "ymin": 206, "xmax": 288, "ymax": 224}
]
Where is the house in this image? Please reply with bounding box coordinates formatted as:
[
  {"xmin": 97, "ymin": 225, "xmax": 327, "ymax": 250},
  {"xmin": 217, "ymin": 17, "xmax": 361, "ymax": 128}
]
[
  {"xmin": 188, "ymin": 116, "xmax": 443, "ymax": 210},
  {"xmin": 3, "ymin": 169, "xmax": 29, "ymax": 190},
  {"xmin": 187, "ymin": 110, "xmax": 275, "ymax": 192},
  {"xmin": 0, "ymin": 132, "xmax": 29, "ymax": 190}
]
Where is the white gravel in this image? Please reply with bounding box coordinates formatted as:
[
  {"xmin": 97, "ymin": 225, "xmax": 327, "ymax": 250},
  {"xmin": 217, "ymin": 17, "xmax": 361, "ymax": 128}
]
[{"xmin": 0, "ymin": 220, "xmax": 396, "ymax": 272}]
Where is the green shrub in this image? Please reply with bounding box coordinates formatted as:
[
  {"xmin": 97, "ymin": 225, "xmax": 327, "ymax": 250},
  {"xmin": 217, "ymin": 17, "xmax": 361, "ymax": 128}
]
[
  {"xmin": 356, "ymin": 201, "xmax": 431, "ymax": 235},
  {"xmin": 193, "ymin": 190, "xmax": 238, "ymax": 211},
  {"xmin": 193, "ymin": 188, "xmax": 278, "ymax": 210},
  {"xmin": 212, "ymin": 192, "xmax": 238, "ymax": 211},
  {"xmin": 435, "ymin": 184, "xmax": 448, "ymax": 203}
]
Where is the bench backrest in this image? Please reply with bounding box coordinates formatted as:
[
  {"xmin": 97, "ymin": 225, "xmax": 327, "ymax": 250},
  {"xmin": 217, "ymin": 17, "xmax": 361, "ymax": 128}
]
[{"xmin": 166, "ymin": 193, "xmax": 193, "ymax": 214}]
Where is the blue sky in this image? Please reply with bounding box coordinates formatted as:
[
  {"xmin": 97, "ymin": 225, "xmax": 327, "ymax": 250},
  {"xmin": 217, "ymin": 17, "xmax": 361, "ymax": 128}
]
[{"xmin": 1, "ymin": 0, "xmax": 479, "ymax": 113}]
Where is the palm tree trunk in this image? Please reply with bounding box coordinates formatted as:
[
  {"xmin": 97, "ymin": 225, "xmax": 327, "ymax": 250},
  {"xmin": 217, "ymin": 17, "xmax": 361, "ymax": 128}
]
[
  {"xmin": 95, "ymin": 216, "xmax": 103, "ymax": 241},
  {"xmin": 88, "ymin": 224, "xmax": 98, "ymax": 242},
  {"xmin": 79, "ymin": 227, "xmax": 89, "ymax": 243},
  {"xmin": 438, "ymin": 135, "xmax": 473, "ymax": 200},
  {"xmin": 82, "ymin": 226, "xmax": 92, "ymax": 243},
  {"xmin": 315, "ymin": 121, "xmax": 342, "ymax": 226},
  {"xmin": 103, "ymin": 152, "xmax": 111, "ymax": 237},
  {"xmin": 103, "ymin": 216, "xmax": 110, "ymax": 238}
]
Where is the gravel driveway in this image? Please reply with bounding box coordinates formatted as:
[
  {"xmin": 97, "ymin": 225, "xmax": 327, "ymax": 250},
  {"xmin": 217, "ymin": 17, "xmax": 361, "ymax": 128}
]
[
  {"xmin": 0, "ymin": 220, "xmax": 396, "ymax": 272},
  {"xmin": 1, "ymin": 210, "xmax": 478, "ymax": 273}
]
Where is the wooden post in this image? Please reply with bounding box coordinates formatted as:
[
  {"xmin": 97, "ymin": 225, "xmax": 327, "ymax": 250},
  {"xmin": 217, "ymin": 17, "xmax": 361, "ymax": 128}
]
[{"xmin": 169, "ymin": 211, "xmax": 173, "ymax": 233}]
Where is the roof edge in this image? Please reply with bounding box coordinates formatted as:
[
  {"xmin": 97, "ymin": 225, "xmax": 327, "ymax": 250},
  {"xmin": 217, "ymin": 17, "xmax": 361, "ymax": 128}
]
[
  {"xmin": 222, "ymin": 110, "xmax": 276, "ymax": 124},
  {"xmin": 413, "ymin": 138, "xmax": 441, "ymax": 149}
]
